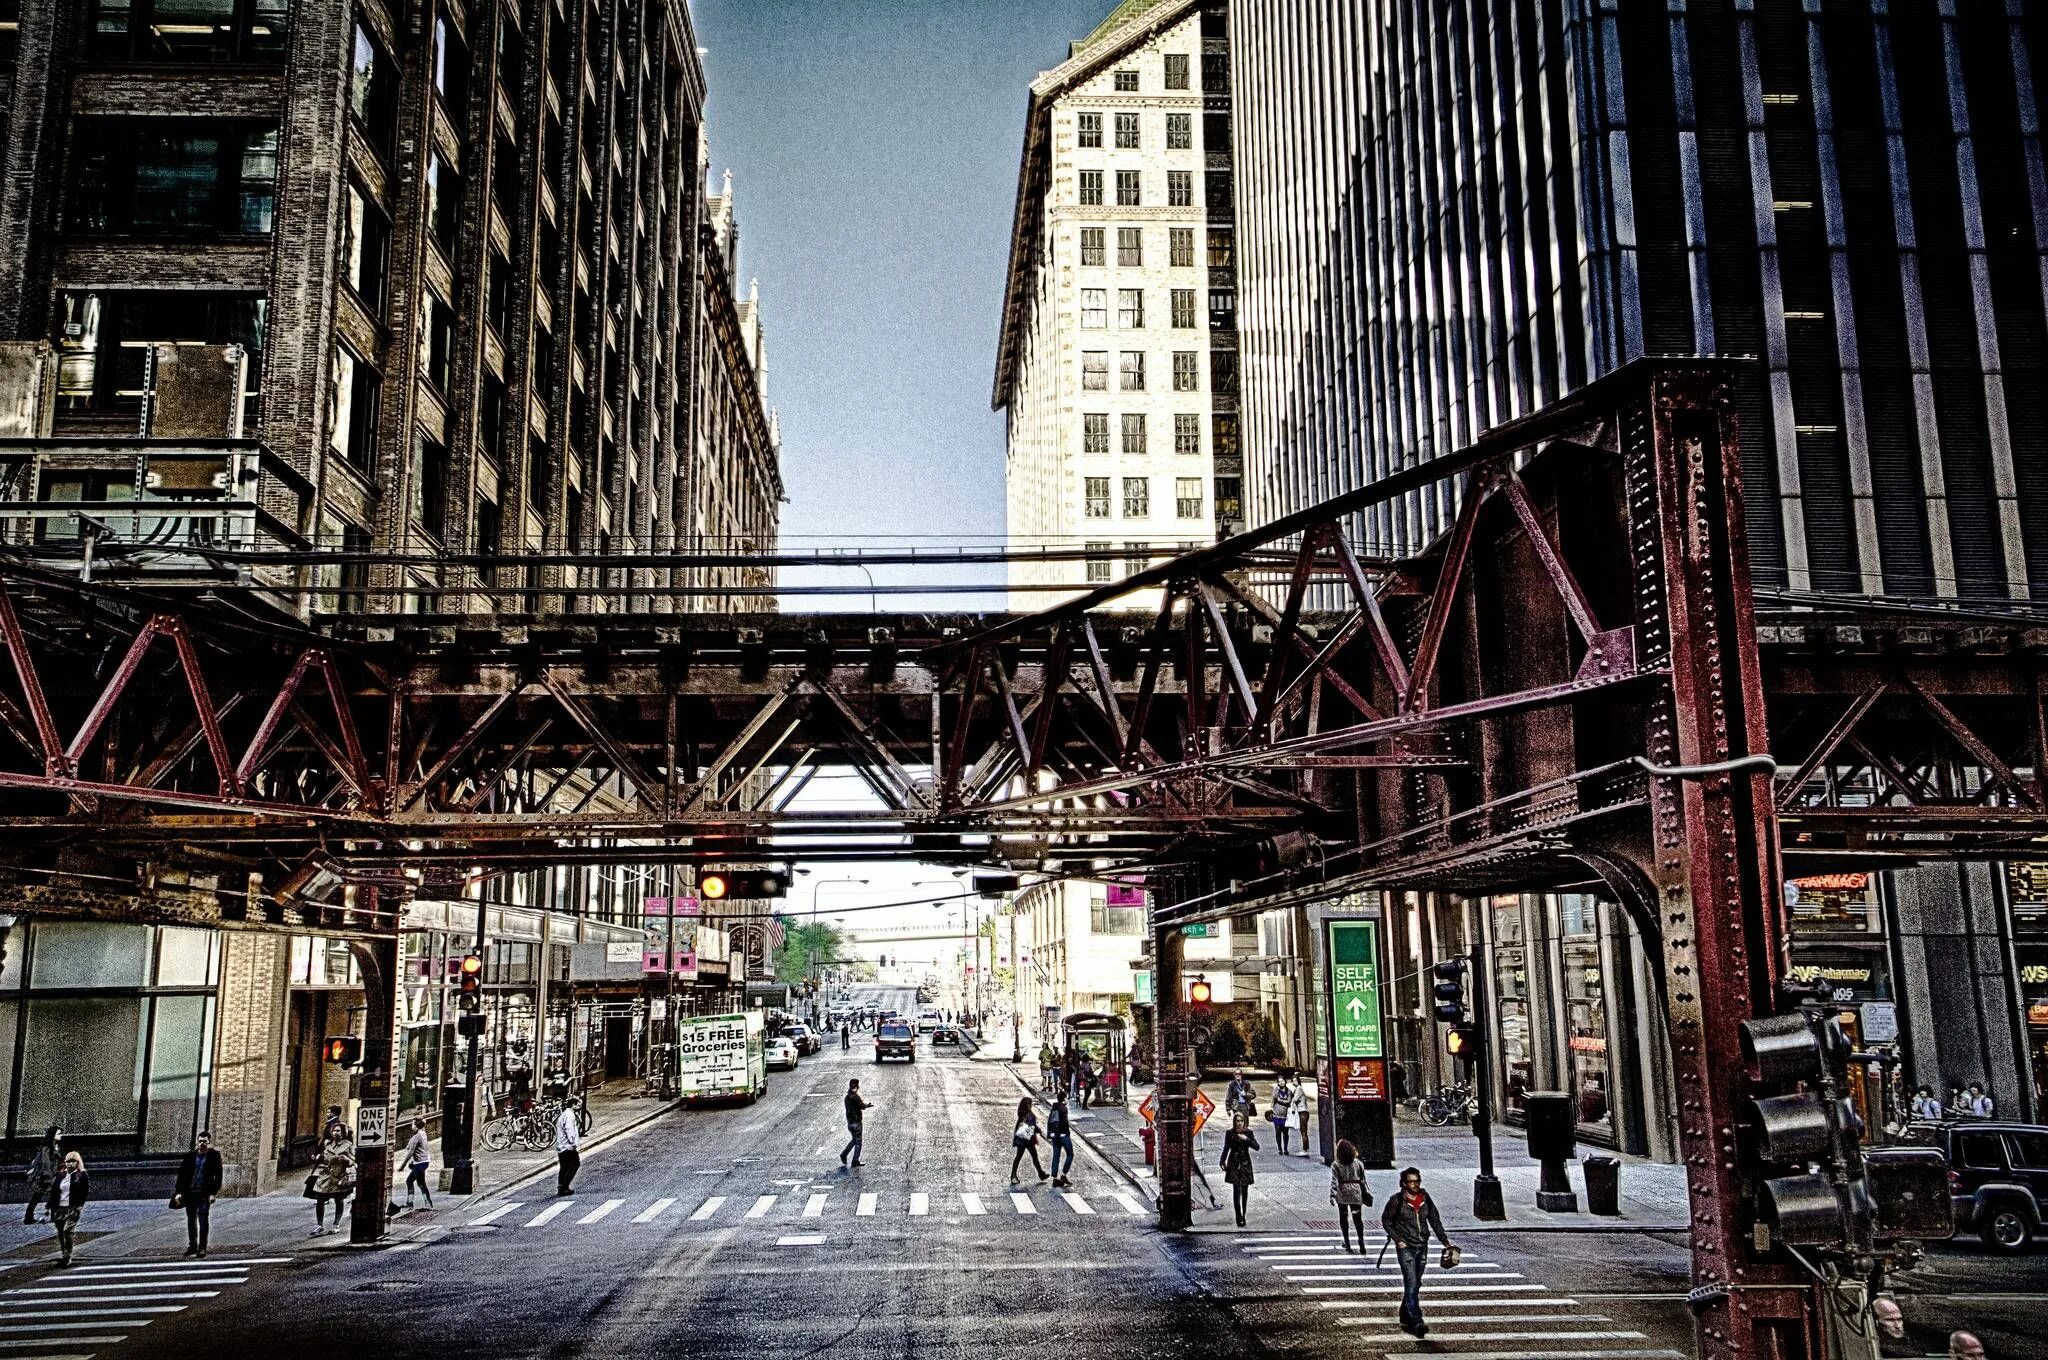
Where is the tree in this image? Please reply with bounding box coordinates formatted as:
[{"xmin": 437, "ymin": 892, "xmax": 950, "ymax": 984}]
[
  {"xmin": 772, "ymin": 919, "xmax": 846, "ymax": 990},
  {"xmin": 1248, "ymin": 1014, "xmax": 1287, "ymax": 1066},
  {"xmin": 1204, "ymin": 1017, "xmax": 1247, "ymax": 1067}
]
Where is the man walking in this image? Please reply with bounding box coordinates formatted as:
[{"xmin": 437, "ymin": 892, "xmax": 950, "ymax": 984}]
[
  {"xmin": 1047, "ymin": 1091, "xmax": 1075, "ymax": 1187},
  {"xmin": 1381, "ymin": 1166, "xmax": 1455, "ymax": 1338},
  {"xmin": 171, "ymin": 1131, "xmax": 223, "ymax": 1258},
  {"xmin": 840, "ymin": 1079, "xmax": 872, "ymax": 1168},
  {"xmin": 553, "ymin": 1095, "xmax": 582, "ymax": 1196}
]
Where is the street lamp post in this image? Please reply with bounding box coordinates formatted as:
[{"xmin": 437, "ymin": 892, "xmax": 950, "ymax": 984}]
[{"xmin": 799, "ymin": 874, "xmax": 867, "ymax": 1017}]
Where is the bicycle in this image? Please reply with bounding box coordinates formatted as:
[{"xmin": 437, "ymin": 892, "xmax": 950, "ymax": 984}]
[{"xmin": 1419, "ymin": 1082, "xmax": 1478, "ymax": 1127}]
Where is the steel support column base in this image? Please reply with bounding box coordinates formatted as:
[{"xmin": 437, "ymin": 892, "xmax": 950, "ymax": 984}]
[
  {"xmin": 1472, "ymin": 1174, "xmax": 1505, "ymax": 1221},
  {"xmin": 1158, "ymin": 1190, "xmax": 1192, "ymax": 1232},
  {"xmin": 450, "ymin": 1162, "xmax": 475, "ymax": 1196},
  {"xmin": 1536, "ymin": 1188, "xmax": 1579, "ymax": 1213}
]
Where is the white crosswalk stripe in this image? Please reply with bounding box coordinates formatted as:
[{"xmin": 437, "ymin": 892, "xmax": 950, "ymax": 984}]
[
  {"xmin": 633, "ymin": 1198, "xmax": 677, "ymax": 1223},
  {"xmin": 444, "ymin": 1185, "xmax": 1152, "ymax": 1234},
  {"xmin": 577, "ymin": 1198, "xmax": 625, "ymax": 1225},
  {"xmin": 1061, "ymin": 1192, "xmax": 1094, "ymax": 1215},
  {"xmin": 857, "ymin": 1193, "xmax": 878, "ymax": 1217},
  {"xmin": 688, "ymin": 1196, "xmax": 725, "ymax": 1221},
  {"xmin": 1112, "ymin": 1192, "xmax": 1146, "ymax": 1215},
  {"xmin": 802, "ymin": 1193, "xmax": 829, "ymax": 1218},
  {"xmin": 0, "ymin": 1258, "xmax": 279, "ymax": 1358},
  {"xmin": 524, "ymin": 1201, "xmax": 573, "ymax": 1227},
  {"xmin": 466, "ymin": 1202, "xmax": 520, "ymax": 1226},
  {"xmin": 745, "ymin": 1195, "xmax": 777, "ymax": 1219},
  {"xmin": 962, "ymin": 1193, "xmax": 987, "ymax": 1215},
  {"xmin": 909, "ymin": 1193, "xmax": 930, "ymax": 1216},
  {"xmin": 1009, "ymin": 1192, "xmax": 1037, "ymax": 1215}
]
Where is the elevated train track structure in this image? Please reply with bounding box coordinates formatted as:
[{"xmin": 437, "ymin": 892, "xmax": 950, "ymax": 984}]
[{"xmin": 4, "ymin": 360, "xmax": 2048, "ymax": 1357}]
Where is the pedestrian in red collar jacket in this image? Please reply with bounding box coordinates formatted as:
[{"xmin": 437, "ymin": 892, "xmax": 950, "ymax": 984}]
[{"xmin": 1379, "ymin": 1166, "xmax": 1455, "ymax": 1337}]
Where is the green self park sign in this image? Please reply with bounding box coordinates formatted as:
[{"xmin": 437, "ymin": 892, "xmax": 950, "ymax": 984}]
[{"xmin": 1327, "ymin": 919, "xmax": 1383, "ymax": 1059}]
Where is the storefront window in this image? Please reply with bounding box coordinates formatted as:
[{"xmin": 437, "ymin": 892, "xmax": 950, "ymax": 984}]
[
  {"xmin": 30, "ymin": 922, "xmax": 148, "ymax": 989},
  {"xmin": 1557, "ymin": 894, "xmax": 1614, "ymax": 1138},
  {"xmin": 155, "ymin": 927, "xmax": 218, "ymax": 986},
  {"xmin": 20, "ymin": 997, "xmax": 144, "ymax": 1134},
  {"xmin": 1786, "ymin": 872, "xmax": 1882, "ymax": 935},
  {"xmin": 1490, "ymin": 897, "xmax": 1532, "ymax": 1111},
  {"xmin": 143, "ymin": 994, "xmax": 214, "ymax": 1153}
]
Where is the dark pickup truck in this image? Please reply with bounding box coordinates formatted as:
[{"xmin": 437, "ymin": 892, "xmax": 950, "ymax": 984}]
[{"xmin": 874, "ymin": 1020, "xmax": 916, "ymax": 1064}]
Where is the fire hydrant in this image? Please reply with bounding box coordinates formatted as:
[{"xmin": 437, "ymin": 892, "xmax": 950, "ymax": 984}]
[{"xmin": 1140, "ymin": 1124, "xmax": 1156, "ymax": 1166}]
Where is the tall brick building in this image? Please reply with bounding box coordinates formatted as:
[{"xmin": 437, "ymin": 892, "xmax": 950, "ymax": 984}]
[{"xmin": 0, "ymin": 0, "xmax": 778, "ymax": 617}]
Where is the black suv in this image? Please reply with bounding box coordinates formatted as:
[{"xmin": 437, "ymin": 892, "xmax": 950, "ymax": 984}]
[{"xmin": 1909, "ymin": 1121, "xmax": 2048, "ymax": 1251}]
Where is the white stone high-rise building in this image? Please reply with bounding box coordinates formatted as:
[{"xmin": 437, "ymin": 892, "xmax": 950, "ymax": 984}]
[{"xmin": 993, "ymin": 0, "xmax": 1240, "ymax": 609}]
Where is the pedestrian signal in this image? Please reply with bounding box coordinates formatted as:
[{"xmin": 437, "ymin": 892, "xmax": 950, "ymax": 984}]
[
  {"xmin": 1445, "ymin": 1023, "xmax": 1479, "ymax": 1062},
  {"xmin": 323, "ymin": 1035, "xmax": 362, "ymax": 1067}
]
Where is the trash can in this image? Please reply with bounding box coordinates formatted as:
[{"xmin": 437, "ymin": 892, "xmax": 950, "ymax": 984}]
[{"xmin": 1583, "ymin": 1155, "xmax": 1621, "ymax": 1216}]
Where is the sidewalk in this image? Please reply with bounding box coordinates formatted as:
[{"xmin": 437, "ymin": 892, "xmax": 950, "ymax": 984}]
[
  {"xmin": 0, "ymin": 1085, "xmax": 679, "ymax": 1264},
  {"xmin": 993, "ymin": 1058, "xmax": 1690, "ymax": 1234}
]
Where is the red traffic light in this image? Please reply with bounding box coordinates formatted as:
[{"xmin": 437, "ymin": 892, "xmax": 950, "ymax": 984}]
[
  {"xmin": 1189, "ymin": 979, "xmax": 1213, "ymax": 1005},
  {"xmin": 700, "ymin": 873, "xmax": 729, "ymax": 900},
  {"xmin": 697, "ymin": 869, "xmax": 790, "ymax": 901},
  {"xmin": 459, "ymin": 952, "xmax": 483, "ymax": 977}
]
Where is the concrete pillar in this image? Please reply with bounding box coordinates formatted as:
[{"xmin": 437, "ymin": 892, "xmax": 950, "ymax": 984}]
[{"xmin": 210, "ymin": 932, "xmax": 291, "ymax": 1197}]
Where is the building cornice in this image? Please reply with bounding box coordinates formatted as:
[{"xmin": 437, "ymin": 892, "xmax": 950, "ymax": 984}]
[{"xmin": 990, "ymin": 0, "xmax": 1211, "ymax": 413}]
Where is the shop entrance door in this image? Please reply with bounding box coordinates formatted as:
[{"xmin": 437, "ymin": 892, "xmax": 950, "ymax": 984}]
[{"xmin": 604, "ymin": 1015, "xmax": 632, "ymax": 1080}]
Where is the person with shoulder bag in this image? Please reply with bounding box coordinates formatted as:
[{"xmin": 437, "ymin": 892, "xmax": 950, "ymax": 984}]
[
  {"xmin": 1009, "ymin": 1096, "xmax": 1048, "ymax": 1185},
  {"xmin": 171, "ymin": 1130, "xmax": 224, "ymax": 1257},
  {"xmin": 1380, "ymin": 1166, "xmax": 1456, "ymax": 1338},
  {"xmin": 46, "ymin": 1151, "xmax": 88, "ymax": 1266},
  {"xmin": 308, "ymin": 1128, "xmax": 356, "ymax": 1237},
  {"xmin": 1268, "ymin": 1075, "xmax": 1297, "ymax": 1155},
  {"xmin": 22, "ymin": 1127, "xmax": 60, "ymax": 1226},
  {"xmin": 1328, "ymin": 1138, "xmax": 1372, "ymax": 1251}
]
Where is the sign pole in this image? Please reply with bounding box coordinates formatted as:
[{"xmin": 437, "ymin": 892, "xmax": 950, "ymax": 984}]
[{"xmin": 1469, "ymin": 943, "xmax": 1505, "ymax": 1219}]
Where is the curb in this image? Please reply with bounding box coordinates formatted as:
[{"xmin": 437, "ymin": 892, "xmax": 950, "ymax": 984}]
[
  {"xmin": 998, "ymin": 1062, "xmax": 1158, "ymax": 1207},
  {"xmin": 472, "ymin": 1096, "xmax": 681, "ymax": 1203}
]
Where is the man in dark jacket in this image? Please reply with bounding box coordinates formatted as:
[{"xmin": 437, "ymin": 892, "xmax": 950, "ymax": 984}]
[
  {"xmin": 1380, "ymin": 1166, "xmax": 1454, "ymax": 1337},
  {"xmin": 172, "ymin": 1131, "xmax": 225, "ymax": 1257},
  {"xmin": 840, "ymin": 1079, "xmax": 872, "ymax": 1168},
  {"xmin": 1046, "ymin": 1093, "xmax": 1074, "ymax": 1187}
]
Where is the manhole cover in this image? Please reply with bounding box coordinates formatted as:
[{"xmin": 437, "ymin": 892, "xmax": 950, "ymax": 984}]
[{"xmin": 352, "ymin": 1280, "xmax": 421, "ymax": 1293}]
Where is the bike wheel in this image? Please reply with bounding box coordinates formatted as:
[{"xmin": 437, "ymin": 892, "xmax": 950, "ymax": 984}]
[
  {"xmin": 1420, "ymin": 1101, "xmax": 1451, "ymax": 1128},
  {"xmin": 577, "ymin": 1105, "xmax": 592, "ymax": 1136},
  {"xmin": 520, "ymin": 1118, "xmax": 552, "ymax": 1151},
  {"xmin": 482, "ymin": 1117, "xmax": 514, "ymax": 1151}
]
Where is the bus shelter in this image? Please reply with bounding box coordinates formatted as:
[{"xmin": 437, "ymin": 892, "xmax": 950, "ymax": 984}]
[{"xmin": 1060, "ymin": 1012, "xmax": 1129, "ymax": 1106}]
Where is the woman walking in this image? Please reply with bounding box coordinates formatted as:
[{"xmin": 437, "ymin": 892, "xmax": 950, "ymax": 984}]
[
  {"xmin": 1328, "ymin": 1138, "xmax": 1372, "ymax": 1251},
  {"xmin": 45, "ymin": 1151, "xmax": 88, "ymax": 1266},
  {"xmin": 1009, "ymin": 1096, "xmax": 1049, "ymax": 1185},
  {"xmin": 402, "ymin": 1119, "xmax": 433, "ymax": 1209},
  {"xmin": 309, "ymin": 1128, "xmax": 356, "ymax": 1237},
  {"xmin": 22, "ymin": 1127, "xmax": 60, "ymax": 1225},
  {"xmin": 1380, "ymin": 1166, "xmax": 1456, "ymax": 1338},
  {"xmin": 1268, "ymin": 1074, "xmax": 1297, "ymax": 1155},
  {"xmin": 1220, "ymin": 1113, "xmax": 1260, "ymax": 1227}
]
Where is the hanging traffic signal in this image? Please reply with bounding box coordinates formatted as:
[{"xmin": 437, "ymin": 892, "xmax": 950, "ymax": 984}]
[
  {"xmin": 458, "ymin": 951, "xmax": 484, "ymax": 1013},
  {"xmin": 698, "ymin": 869, "xmax": 790, "ymax": 901},
  {"xmin": 1432, "ymin": 959, "xmax": 1469, "ymax": 1023},
  {"xmin": 1188, "ymin": 977, "xmax": 1214, "ymax": 1016},
  {"xmin": 323, "ymin": 1035, "xmax": 362, "ymax": 1067},
  {"xmin": 1739, "ymin": 1010, "xmax": 1873, "ymax": 1250}
]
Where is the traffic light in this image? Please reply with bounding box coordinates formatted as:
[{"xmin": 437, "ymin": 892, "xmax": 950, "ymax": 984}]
[
  {"xmin": 458, "ymin": 951, "xmax": 483, "ymax": 1013},
  {"xmin": 1739, "ymin": 1009, "xmax": 1873, "ymax": 1249},
  {"xmin": 323, "ymin": 1035, "xmax": 361, "ymax": 1067},
  {"xmin": 1432, "ymin": 959, "xmax": 1469, "ymax": 1022},
  {"xmin": 697, "ymin": 869, "xmax": 790, "ymax": 901},
  {"xmin": 1445, "ymin": 1023, "xmax": 1480, "ymax": 1063},
  {"xmin": 1188, "ymin": 978, "xmax": 1213, "ymax": 1013}
]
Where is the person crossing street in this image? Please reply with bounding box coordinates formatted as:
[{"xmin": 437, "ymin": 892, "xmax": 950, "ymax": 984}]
[
  {"xmin": 841, "ymin": 1079, "xmax": 871, "ymax": 1167},
  {"xmin": 1047, "ymin": 1091, "xmax": 1075, "ymax": 1187},
  {"xmin": 554, "ymin": 1095, "xmax": 583, "ymax": 1196},
  {"xmin": 1381, "ymin": 1166, "xmax": 1456, "ymax": 1338}
]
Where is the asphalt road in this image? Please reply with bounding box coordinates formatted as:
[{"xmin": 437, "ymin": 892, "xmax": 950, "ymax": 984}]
[{"xmin": 6, "ymin": 1037, "xmax": 2042, "ymax": 1359}]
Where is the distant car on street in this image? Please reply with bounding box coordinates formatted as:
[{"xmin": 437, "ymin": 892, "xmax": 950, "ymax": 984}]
[
  {"xmin": 1910, "ymin": 1120, "xmax": 2048, "ymax": 1251},
  {"xmin": 915, "ymin": 1008, "xmax": 942, "ymax": 1034},
  {"xmin": 784, "ymin": 1023, "xmax": 822, "ymax": 1056},
  {"xmin": 875, "ymin": 1019, "xmax": 916, "ymax": 1063},
  {"xmin": 931, "ymin": 1025, "xmax": 961, "ymax": 1047},
  {"xmin": 765, "ymin": 1036, "xmax": 799, "ymax": 1071}
]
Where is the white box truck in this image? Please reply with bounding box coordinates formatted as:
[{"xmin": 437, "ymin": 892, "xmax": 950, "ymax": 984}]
[{"xmin": 674, "ymin": 1011, "xmax": 766, "ymax": 1103}]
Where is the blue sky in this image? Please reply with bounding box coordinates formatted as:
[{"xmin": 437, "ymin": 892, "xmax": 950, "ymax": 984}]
[{"xmin": 690, "ymin": 0, "xmax": 1112, "ymax": 610}]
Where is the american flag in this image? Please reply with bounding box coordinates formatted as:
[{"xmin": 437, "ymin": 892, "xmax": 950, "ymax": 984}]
[{"xmin": 766, "ymin": 917, "xmax": 787, "ymax": 951}]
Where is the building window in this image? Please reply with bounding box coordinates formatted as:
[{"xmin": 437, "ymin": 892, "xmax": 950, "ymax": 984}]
[
  {"xmin": 1122, "ymin": 476, "xmax": 1150, "ymax": 518},
  {"xmin": 1079, "ymin": 169, "xmax": 1103, "ymax": 206},
  {"xmin": 1125, "ymin": 541, "xmax": 1149, "ymax": 576},
  {"xmin": 434, "ymin": 13, "xmax": 471, "ymax": 126},
  {"xmin": 1117, "ymin": 227, "xmax": 1142, "ymax": 268},
  {"xmin": 474, "ymin": 492, "xmax": 502, "ymax": 557},
  {"xmin": 1210, "ymin": 289, "xmax": 1236, "ymax": 330},
  {"xmin": 1085, "ymin": 476, "xmax": 1110, "ymax": 518},
  {"xmin": 341, "ymin": 180, "xmax": 390, "ymax": 315},
  {"xmin": 1085, "ymin": 543, "xmax": 1111, "ymax": 583},
  {"xmin": 1116, "ymin": 170, "xmax": 1140, "ymax": 207},
  {"xmin": 1077, "ymin": 112, "xmax": 1102, "ymax": 149},
  {"xmin": 1211, "ymin": 348, "xmax": 1238, "ymax": 396},
  {"xmin": 1081, "ymin": 288, "xmax": 1108, "ymax": 329},
  {"xmin": 1172, "ymin": 352, "xmax": 1198, "ymax": 392},
  {"xmin": 1163, "ymin": 52, "xmax": 1189, "ymax": 90},
  {"xmin": 427, "ymin": 152, "xmax": 462, "ymax": 260},
  {"xmin": 1114, "ymin": 68, "xmax": 1138, "ymax": 92},
  {"xmin": 1115, "ymin": 112, "xmax": 1139, "ymax": 149},
  {"xmin": 68, "ymin": 119, "xmax": 278, "ymax": 237},
  {"xmin": 480, "ymin": 372, "xmax": 507, "ymax": 462},
  {"xmin": 1167, "ymin": 169, "xmax": 1192, "ymax": 207},
  {"xmin": 1208, "ymin": 227, "xmax": 1234, "ymax": 268},
  {"xmin": 1170, "ymin": 288, "xmax": 1196, "ymax": 328},
  {"xmin": 1121, "ymin": 412, "xmax": 1146, "ymax": 455},
  {"xmin": 1175, "ymin": 412, "xmax": 1200, "ymax": 454},
  {"xmin": 348, "ymin": 21, "xmax": 400, "ymax": 163},
  {"xmin": 485, "ymin": 250, "xmax": 512, "ymax": 337},
  {"xmin": 1176, "ymin": 477, "xmax": 1203, "ymax": 519},
  {"xmin": 1215, "ymin": 475, "xmax": 1242, "ymax": 522},
  {"xmin": 1083, "ymin": 412, "xmax": 1110, "ymax": 454},
  {"xmin": 1213, "ymin": 412, "xmax": 1239, "ymax": 458},
  {"xmin": 1166, "ymin": 112, "xmax": 1192, "ymax": 150},
  {"xmin": 1080, "ymin": 226, "xmax": 1105, "ymax": 267},
  {"xmin": 329, "ymin": 344, "xmax": 380, "ymax": 475},
  {"xmin": 1170, "ymin": 227, "xmax": 1194, "ymax": 268},
  {"xmin": 1119, "ymin": 350, "xmax": 1145, "ymax": 391},
  {"xmin": 1081, "ymin": 350, "xmax": 1109, "ymax": 391},
  {"xmin": 410, "ymin": 429, "xmax": 449, "ymax": 539},
  {"xmin": 1118, "ymin": 289, "xmax": 1144, "ymax": 329},
  {"xmin": 1202, "ymin": 51, "xmax": 1228, "ymax": 93},
  {"xmin": 53, "ymin": 289, "xmax": 266, "ymax": 418},
  {"xmin": 87, "ymin": 0, "xmax": 288, "ymax": 63},
  {"xmin": 419, "ymin": 292, "xmax": 455, "ymax": 394}
]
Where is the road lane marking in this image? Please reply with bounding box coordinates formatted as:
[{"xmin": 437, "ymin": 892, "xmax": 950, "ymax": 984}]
[
  {"xmin": 775, "ymin": 1235, "xmax": 825, "ymax": 1246},
  {"xmin": 65, "ymin": 1260, "xmax": 287, "ymax": 1272},
  {"xmin": 909, "ymin": 1193, "xmax": 930, "ymax": 1216},
  {"xmin": 1315, "ymin": 1297, "xmax": 1583, "ymax": 1309},
  {"xmin": 688, "ymin": 1197, "xmax": 727, "ymax": 1221},
  {"xmin": 803, "ymin": 1194, "xmax": 829, "ymax": 1218},
  {"xmin": 1342, "ymin": 1330, "xmax": 1647, "ymax": 1344},
  {"xmin": 0, "ymin": 1338, "xmax": 128, "ymax": 1349},
  {"xmin": 0, "ymin": 1310, "xmax": 186, "ymax": 1320},
  {"xmin": 633, "ymin": 1198, "xmax": 677, "ymax": 1224},
  {"xmin": 467, "ymin": 1203, "xmax": 520, "ymax": 1226},
  {"xmin": 577, "ymin": 1198, "xmax": 626, "ymax": 1225},
  {"xmin": 524, "ymin": 1202, "xmax": 574, "ymax": 1227},
  {"xmin": 1112, "ymin": 1192, "xmax": 1145, "ymax": 1215},
  {"xmin": 0, "ymin": 1320, "xmax": 162, "ymax": 1333},
  {"xmin": 1061, "ymin": 1192, "xmax": 1094, "ymax": 1215},
  {"xmin": 1282, "ymin": 1271, "xmax": 1524, "ymax": 1281},
  {"xmin": 1287, "ymin": 1283, "xmax": 1546, "ymax": 1293},
  {"xmin": 961, "ymin": 1194, "xmax": 986, "ymax": 1216},
  {"xmin": 857, "ymin": 1193, "xmax": 877, "ymax": 1216},
  {"xmin": 745, "ymin": 1195, "xmax": 777, "ymax": 1219},
  {"xmin": 12, "ymin": 1280, "xmax": 242, "ymax": 1295},
  {"xmin": 1009, "ymin": 1193, "xmax": 1037, "ymax": 1215},
  {"xmin": 0, "ymin": 1293, "xmax": 218, "ymax": 1304},
  {"xmin": 1325, "ymin": 1310, "xmax": 1613, "ymax": 1323}
]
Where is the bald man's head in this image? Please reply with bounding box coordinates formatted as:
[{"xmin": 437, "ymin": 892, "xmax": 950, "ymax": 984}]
[
  {"xmin": 1949, "ymin": 1331, "xmax": 1986, "ymax": 1360},
  {"xmin": 1871, "ymin": 1297, "xmax": 1904, "ymax": 1338}
]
